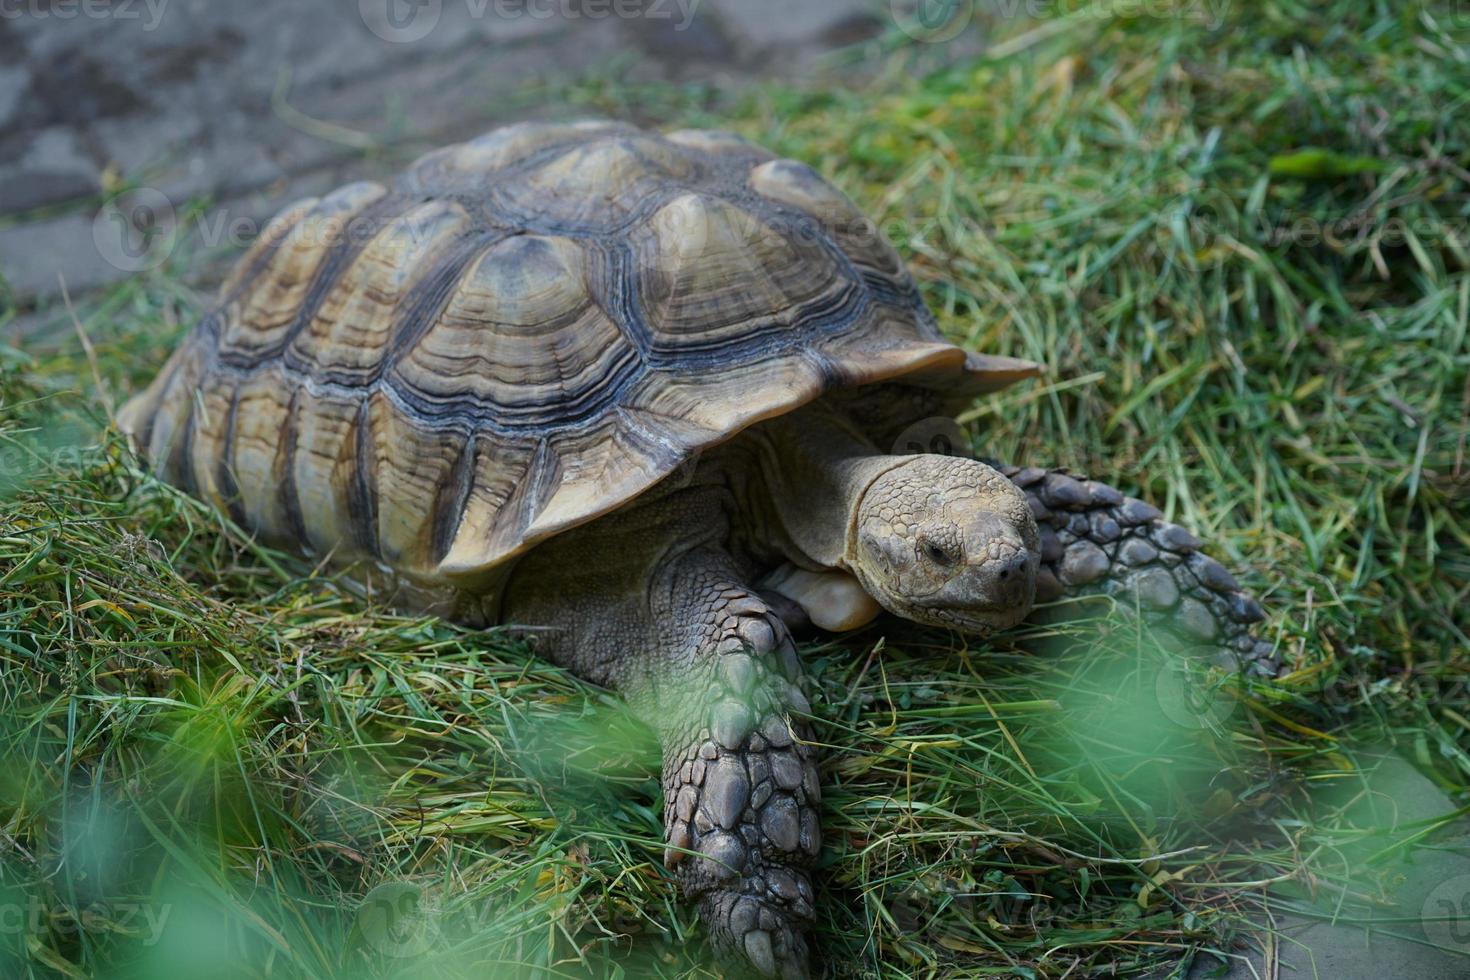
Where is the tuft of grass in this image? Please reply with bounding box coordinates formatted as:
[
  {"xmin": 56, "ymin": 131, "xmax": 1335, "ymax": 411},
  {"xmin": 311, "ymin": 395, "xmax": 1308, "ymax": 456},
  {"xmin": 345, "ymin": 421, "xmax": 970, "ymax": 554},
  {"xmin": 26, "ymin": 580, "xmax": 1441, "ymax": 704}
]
[{"xmin": 2, "ymin": 2, "xmax": 1468, "ymax": 977}]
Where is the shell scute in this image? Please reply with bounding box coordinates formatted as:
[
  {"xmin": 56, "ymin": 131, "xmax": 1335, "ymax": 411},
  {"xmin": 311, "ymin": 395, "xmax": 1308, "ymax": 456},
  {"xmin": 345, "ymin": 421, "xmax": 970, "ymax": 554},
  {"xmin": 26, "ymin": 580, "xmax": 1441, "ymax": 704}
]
[
  {"xmin": 287, "ymin": 200, "xmax": 472, "ymax": 383},
  {"xmin": 391, "ymin": 234, "xmax": 642, "ymax": 427},
  {"xmin": 634, "ymin": 193, "xmax": 855, "ymax": 359},
  {"xmin": 492, "ymin": 135, "xmax": 698, "ymax": 229},
  {"xmin": 226, "ymin": 363, "xmax": 296, "ymax": 538},
  {"xmin": 218, "ymin": 181, "xmax": 388, "ymax": 361},
  {"xmin": 749, "ymin": 158, "xmax": 906, "ymax": 282}
]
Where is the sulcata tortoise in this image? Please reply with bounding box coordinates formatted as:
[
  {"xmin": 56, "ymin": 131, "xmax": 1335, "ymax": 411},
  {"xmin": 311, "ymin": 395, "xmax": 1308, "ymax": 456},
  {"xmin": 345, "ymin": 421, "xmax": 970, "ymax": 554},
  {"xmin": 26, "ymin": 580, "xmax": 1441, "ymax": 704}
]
[{"xmin": 120, "ymin": 120, "xmax": 1276, "ymax": 978}]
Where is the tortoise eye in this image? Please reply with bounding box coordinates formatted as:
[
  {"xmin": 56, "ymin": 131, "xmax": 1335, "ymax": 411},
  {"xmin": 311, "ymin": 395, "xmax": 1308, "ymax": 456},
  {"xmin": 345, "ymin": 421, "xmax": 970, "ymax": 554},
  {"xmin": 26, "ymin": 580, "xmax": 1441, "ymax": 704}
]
[{"xmin": 922, "ymin": 539, "xmax": 957, "ymax": 566}]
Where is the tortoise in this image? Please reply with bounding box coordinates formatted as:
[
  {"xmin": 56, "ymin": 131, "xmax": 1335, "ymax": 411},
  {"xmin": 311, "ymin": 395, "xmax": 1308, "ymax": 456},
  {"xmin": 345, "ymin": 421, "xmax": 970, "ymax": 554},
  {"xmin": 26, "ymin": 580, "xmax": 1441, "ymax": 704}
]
[{"xmin": 120, "ymin": 120, "xmax": 1276, "ymax": 978}]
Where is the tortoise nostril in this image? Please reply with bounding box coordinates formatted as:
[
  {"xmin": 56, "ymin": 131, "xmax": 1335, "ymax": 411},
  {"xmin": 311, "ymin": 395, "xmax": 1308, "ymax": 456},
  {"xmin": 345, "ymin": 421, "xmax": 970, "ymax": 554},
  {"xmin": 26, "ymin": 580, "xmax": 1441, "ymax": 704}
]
[{"xmin": 990, "ymin": 551, "xmax": 1033, "ymax": 605}]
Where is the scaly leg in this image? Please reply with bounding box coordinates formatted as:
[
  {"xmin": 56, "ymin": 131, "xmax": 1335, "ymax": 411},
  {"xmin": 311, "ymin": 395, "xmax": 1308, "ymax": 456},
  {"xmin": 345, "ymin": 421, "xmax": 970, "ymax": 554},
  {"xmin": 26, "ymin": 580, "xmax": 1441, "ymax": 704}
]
[
  {"xmin": 634, "ymin": 547, "xmax": 821, "ymax": 979},
  {"xmin": 505, "ymin": 513, "xmax": 822, "ymax": 980},
  {"xmin": 997, "ymin": 465, "xmax": 1279, "ymax": 675}
]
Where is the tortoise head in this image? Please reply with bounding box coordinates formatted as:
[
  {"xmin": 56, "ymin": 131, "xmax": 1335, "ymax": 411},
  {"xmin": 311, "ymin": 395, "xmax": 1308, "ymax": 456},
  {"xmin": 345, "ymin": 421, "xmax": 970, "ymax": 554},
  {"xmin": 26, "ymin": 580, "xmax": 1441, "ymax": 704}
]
[{"xmin": 848, "ymin": 455, "xmax": 1041, "ymax": 635}]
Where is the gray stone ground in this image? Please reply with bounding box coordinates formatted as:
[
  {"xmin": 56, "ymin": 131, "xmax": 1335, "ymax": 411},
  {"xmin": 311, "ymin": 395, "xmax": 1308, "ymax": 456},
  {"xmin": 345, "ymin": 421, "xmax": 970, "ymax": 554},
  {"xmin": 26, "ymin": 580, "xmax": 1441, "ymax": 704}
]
[
  {"xmin": 1177, "ymin": 744, "xmax": 1470, "ymax": 980},
  {"xmin": 3, "ymin": 2, "xmax": 1469, "ymax": 977},
  {"xmin": 0, "ymin": 0, "xmax": 891, "ymax": 329}
]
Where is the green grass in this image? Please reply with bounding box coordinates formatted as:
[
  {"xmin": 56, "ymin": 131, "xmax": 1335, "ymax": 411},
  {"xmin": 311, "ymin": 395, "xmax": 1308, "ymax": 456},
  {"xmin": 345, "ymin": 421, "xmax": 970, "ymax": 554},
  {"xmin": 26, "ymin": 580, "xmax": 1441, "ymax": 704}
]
[{"xmin": 3, "ymin": 1, "xmax": 1469, "ymax": 977}]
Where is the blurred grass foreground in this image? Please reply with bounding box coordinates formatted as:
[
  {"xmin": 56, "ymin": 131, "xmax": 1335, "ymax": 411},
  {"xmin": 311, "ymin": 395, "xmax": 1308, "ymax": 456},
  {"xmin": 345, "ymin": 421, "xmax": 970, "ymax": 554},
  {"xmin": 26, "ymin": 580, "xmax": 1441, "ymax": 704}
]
[{"xmin": 2, "ymin": 2, "xmax": 1469, "ymax": 977}]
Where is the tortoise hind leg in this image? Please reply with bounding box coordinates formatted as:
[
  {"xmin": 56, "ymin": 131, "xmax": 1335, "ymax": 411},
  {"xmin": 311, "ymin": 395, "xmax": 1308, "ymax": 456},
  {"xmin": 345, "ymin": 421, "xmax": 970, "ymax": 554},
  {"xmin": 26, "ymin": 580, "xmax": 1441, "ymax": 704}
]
[
  {"xmin": 997, "ymin": 464, "xmax": 1280, "ymax": 675},
  {"xmin": 636, "ymin": 547, "xmax": 821, "ymax": 979}
]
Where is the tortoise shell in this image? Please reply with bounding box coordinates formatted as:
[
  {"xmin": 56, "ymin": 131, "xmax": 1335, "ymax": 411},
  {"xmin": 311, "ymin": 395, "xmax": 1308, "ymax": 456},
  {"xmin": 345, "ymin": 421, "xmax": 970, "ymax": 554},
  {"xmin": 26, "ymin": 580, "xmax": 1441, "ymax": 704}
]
[{"xmin": 119, "ymin": 121, "xmax": 1039, "ymax": 590}]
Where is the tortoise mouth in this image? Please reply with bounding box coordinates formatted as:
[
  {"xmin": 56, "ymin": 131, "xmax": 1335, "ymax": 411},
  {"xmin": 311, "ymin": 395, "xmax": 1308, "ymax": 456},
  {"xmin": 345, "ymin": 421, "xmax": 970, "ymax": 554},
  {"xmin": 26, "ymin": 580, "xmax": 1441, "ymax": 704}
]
[
  {"xmin": 910, "ymin": 598, "xmax": 1033, "ymax": 635},
  {"xmin": 908, "ymin": 550, "xmax": 1039, "ymax": 630}
]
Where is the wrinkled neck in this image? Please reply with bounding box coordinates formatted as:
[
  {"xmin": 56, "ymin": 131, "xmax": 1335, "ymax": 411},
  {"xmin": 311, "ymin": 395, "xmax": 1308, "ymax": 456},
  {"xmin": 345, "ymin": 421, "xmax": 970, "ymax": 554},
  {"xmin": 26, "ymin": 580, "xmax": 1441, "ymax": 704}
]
[{"xmin": 749, "ymin": 402, "xmax": 907, "ymax": 570}]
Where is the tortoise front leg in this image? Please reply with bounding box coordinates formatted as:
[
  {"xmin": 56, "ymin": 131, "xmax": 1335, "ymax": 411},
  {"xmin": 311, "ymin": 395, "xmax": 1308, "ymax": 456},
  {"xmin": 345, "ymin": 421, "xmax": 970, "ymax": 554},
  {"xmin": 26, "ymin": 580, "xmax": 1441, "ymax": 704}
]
[
  {"xmin": 634, "ymin": 548, "xmax": 821, "ymax": 978},
  {"xmin": 997, "ymin": 465, "xmax": 1279, "ymax": 675}
]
